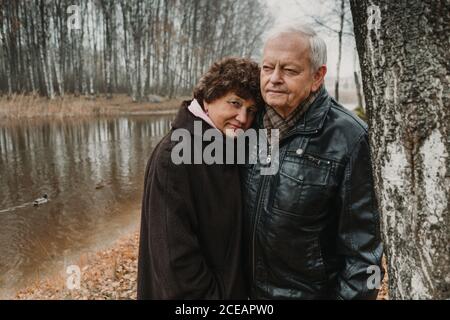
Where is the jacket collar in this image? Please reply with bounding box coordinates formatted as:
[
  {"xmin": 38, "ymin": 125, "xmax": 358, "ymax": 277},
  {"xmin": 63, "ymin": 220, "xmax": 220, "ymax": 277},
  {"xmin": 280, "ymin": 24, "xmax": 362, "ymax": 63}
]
[
  {"xmin": 171, "ymin": 100, "xmax": 215, "ymax": 136},
  {"xmin": 187, "ymin": 99, "xmax": 218, "ymax": 129},
  {"xmin": 256, "ymin": 86, "xmax": 331, "ymax": 136}
]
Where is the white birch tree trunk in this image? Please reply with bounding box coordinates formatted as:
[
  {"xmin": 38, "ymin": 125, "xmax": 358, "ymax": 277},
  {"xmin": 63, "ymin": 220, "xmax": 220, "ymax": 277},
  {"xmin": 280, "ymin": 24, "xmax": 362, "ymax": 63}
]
[
  {"xmin": 50, "ymin": 15, "xmax": 64, "ymax": 97},
  {"xmin": 350, "ymin": 0, "xmax": 449, "ymax": 299}
]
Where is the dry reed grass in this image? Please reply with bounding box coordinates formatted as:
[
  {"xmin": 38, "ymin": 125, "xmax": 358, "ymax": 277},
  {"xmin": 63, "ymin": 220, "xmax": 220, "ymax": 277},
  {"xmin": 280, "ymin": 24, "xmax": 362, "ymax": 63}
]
[{"xmin": 0, "ymin": 93, "xmax": 182, "ymax": 121}]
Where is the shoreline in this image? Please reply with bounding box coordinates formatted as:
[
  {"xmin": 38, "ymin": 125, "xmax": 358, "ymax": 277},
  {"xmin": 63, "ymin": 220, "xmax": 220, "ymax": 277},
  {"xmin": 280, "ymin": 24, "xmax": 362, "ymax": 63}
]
[
  {"xmin": 0, "ymin": 94, "xmax": 183, "ymax": 123},
  {"xmin": 15, "ymin": 230, "xmax": 140, "ymax": 300}
]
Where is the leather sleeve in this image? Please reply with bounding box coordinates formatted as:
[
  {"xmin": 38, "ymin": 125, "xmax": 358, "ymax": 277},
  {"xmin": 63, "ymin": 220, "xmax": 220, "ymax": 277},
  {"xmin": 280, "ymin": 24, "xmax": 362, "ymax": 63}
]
[{"xmin": 335, "ymin": 132, "xmax": 384, "ymax": 300}]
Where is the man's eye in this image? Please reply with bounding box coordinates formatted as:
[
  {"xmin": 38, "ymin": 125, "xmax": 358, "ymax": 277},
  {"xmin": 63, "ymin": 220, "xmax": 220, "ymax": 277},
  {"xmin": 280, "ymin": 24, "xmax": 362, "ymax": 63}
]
[
  {"xmin": 263, "ymin": 65, "xmax": 273, "ymax": 71},
  {"xmin": 285, "ymin": 69, "xmax": 298, "ymax": 75}
]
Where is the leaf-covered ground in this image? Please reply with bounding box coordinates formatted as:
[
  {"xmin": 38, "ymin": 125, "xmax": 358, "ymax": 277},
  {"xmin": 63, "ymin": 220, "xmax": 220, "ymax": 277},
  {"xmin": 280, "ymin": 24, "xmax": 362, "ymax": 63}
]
[
  {"xmin": 15, "ymin": 231, "xmax": 388, "ymax": 300},
  {"xmin": 16, "ymin": 232, "xmax": 139, "ymax": 300}
]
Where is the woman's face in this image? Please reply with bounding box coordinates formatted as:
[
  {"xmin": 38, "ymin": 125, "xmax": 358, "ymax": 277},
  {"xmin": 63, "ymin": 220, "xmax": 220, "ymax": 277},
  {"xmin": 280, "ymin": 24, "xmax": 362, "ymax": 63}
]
[{"xmin": 204, "ymin": 92, "xmax": 257, "ymax": 138}]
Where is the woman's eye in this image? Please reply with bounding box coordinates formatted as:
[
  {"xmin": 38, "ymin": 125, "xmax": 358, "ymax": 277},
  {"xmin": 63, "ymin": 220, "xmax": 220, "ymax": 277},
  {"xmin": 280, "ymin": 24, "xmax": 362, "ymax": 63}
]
[{"xmin": 228, "ymin": 100, "xmax": 241, "ymax": 107}]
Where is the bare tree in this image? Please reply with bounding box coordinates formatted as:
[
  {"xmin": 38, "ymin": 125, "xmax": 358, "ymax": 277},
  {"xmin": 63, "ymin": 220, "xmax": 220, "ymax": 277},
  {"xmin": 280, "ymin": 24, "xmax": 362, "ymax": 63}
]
[
  {"xmin": 0, "ymin": 0, "xmax": 271, "ymax": 100},
  {"xmin": 100, "ymin": 0, "xmax": 114, "ymax": 99},
  {"xmin": 350, "ymin": 0, "xmax": 449, "ymax": 299},
  {"xmin": 296, "ymin": 0, "xmax": 361, "ymax": 103}
]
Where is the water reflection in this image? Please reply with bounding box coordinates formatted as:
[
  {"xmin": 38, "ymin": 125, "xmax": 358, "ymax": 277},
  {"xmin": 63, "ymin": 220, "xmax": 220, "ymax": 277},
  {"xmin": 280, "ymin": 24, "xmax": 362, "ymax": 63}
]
[{"xmin": 0, "ymin": 115, "xmax": 174, "ymax": 297}]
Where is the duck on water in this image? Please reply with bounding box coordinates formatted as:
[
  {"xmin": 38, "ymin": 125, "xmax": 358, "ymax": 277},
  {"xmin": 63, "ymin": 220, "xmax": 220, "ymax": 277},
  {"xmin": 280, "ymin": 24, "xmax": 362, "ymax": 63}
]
[{"xmin": 33, "ymin": 194, "xmax": 48, "ymax": 207}]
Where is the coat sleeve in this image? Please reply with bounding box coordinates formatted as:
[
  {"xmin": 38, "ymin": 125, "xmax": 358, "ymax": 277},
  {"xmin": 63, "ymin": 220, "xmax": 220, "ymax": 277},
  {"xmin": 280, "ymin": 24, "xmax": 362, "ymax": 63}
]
[
  {"xmin": 137, "ymin": 146, "xmax": 224, "ymax": 299},
  {"xmin": 335, "ymin": 132, "xmax": 384, "ymax": 300}
]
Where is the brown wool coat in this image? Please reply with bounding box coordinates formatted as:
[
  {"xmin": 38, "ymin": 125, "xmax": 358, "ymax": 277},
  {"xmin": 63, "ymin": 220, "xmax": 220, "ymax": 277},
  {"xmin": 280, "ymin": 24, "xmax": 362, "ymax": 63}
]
[{"xmin": 137, "ymin": 101, "xmax": 247, "ymax": 299}]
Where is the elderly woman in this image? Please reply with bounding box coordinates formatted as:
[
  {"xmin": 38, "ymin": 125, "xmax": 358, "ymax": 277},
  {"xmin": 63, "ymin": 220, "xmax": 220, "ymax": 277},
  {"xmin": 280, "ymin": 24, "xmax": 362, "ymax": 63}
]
[{"xmin": 137, "ymin": 57, "xmax": 263, "ymax": 299}]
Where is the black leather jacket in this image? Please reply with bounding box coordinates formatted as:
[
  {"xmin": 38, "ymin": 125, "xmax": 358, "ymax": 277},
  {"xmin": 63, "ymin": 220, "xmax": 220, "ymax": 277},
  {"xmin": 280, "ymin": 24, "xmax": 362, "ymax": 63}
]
[{"xmin": 241, "ymin": 88, "xmax": 384, "ymax": 299}]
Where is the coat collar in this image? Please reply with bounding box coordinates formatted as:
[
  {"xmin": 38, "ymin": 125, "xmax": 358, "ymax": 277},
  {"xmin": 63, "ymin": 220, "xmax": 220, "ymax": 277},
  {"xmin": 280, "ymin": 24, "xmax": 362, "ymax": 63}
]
[
  {"xmin": 171, "ymin": 100, "xmax": 215, "ymax": 136},
  {"xmin": 256, "ymin": 86, "xmax": 331, "ymax": 137}
]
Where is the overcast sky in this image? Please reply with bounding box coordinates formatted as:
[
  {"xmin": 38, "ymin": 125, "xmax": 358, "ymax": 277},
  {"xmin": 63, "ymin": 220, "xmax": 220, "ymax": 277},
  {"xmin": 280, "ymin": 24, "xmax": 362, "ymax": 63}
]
[{"xmin": 261, "ymin": 0, "xmax": 357, "ymax": 78}]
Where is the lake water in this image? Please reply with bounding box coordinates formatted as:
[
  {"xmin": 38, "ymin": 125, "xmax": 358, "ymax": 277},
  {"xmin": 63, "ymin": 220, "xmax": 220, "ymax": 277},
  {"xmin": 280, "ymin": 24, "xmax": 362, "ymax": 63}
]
[{"xmin": 0, "ymin": 114, "xmax": 174, "ymax": 298}]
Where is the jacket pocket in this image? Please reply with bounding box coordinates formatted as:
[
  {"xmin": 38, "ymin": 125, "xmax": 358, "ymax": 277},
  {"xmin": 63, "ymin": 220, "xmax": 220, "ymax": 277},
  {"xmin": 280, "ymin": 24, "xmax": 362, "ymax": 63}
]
[
  {"xmin": 264, "ymin": 211, "xmax": 328, "ymax": 283},
  {"xmin": 272, "ymin": 153, "xmax": 332, "ymax": 217}
]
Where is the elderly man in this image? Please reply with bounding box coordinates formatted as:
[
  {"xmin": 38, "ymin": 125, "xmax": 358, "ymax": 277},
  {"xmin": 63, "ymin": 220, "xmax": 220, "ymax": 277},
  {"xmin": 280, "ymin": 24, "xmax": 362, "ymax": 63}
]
[{"xmin": 241, "ymin": 24, "xmax": 384, "ymax": 299}]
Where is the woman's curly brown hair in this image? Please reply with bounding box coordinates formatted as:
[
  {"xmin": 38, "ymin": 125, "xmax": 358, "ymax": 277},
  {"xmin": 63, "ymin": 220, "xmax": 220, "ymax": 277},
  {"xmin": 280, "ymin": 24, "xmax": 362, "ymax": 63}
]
[{"xmin": 193, "ymin": 57, "xmax": 264, "ymax": 109}]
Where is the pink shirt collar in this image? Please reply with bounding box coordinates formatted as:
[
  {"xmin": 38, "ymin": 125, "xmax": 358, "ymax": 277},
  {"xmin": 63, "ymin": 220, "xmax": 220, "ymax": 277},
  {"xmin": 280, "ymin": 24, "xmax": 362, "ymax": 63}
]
[{"xmin": 187, "ymin": 99, "xmax": 218, "ymax": 129}]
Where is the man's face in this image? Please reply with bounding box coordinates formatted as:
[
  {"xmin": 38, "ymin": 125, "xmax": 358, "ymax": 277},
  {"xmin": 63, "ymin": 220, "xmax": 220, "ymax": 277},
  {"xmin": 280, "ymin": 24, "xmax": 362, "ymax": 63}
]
[{"xmin": 261, "ymin": 33, "xmax": 323, "ymax": 117}]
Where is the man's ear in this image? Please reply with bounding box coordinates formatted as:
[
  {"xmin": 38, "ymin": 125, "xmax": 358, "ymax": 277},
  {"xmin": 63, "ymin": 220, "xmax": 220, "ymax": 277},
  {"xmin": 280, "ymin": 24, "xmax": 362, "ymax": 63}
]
[{"xmin": 312, "ymin": 65, "xmax": 327, "ymax": 92}]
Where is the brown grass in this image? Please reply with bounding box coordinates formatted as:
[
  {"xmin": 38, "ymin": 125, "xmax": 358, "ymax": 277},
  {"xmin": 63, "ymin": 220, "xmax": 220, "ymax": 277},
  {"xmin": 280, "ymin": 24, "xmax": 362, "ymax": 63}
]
[{"xmin": 0, "ymin": 93, "xmax": 184, "ymax": 121}]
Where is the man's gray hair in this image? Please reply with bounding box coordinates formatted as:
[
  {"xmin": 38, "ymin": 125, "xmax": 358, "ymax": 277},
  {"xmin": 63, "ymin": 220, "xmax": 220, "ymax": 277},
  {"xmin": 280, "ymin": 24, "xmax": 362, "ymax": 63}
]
[{"xmin": 264, "ymin": 23, "xmax": 327, "ymax": 71}]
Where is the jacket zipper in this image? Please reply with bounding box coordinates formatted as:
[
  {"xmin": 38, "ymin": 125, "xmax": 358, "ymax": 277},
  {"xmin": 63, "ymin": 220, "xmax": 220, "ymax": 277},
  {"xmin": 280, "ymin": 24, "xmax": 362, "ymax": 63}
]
[
  {"xmin": 251, "ymin": 143, "xmax": 273, "ymax": 286},
  {"xmin": 251, "ymin": 171, "xmax": 269, "ymax": 286},
  {"xmin": 250, "ymin": 131, "xmax": 317, "ymax": 290}
]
